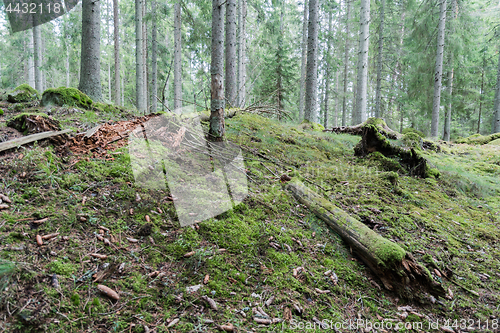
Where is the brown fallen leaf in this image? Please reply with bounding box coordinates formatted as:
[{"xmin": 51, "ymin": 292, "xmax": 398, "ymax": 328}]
[
  {"xmin": 434, "ymin": 268, "xmax": 442, "ymax": 277},
  {"xmin": 203, "ymin": 274, "xmax": 210, "ymax": 284},
  {"xmin": 97, "ymin": 284, "xmax": 119, "ymax": 301},
  {"xmin": 36, "ymin": 235, "xmax": 43, "ymax": 246},
  {"xmin": 219, "ymin": 323, "xmax": 234, "ymax": 332},
  {"xmin": 0, "ymin": 194, "xmax": 12, "ymax": 203},
  {"xmin": 90, "ymin": 253, "xmax": 108, "ymax": 260},
  {"xmin": 145, "ymin": 215, "xmax": 151, "ymax": 223}
]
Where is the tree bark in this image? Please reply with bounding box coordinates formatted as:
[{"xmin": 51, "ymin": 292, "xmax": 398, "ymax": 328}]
[
  {"xmin": 135, "ymin": 0, "xmax": 146, "ymax": 111},
  {"xmin": 341, "ymin": 0, "xmax": 351, "ymax": 126},
  {"xmin": 493, "ymin": 47, "xmax": 500, "ymax": 134},
  {"xmin": 431, "ymin": 0, "xmax": 447, "ymax": 138},
  {"xmin": 27, "ymin": 30, "xmax": 35, "ymax": 88},
  {"xmin": 478, "ymin": 55, "xmax": 485, "ymax": 134},
  {"xmin": 79, "ymin": 0, "xmax": 102, "ymax": 102},
  {"xmin": 225, "ymin": 0, "xmax": 237, "ymax": 107},
  {"xmin": 237, "ymin": 0, "xmax": 247, "ymax": 107},
  {"xmin": 286, "ymin": 179, "xmax": 445, "ymax": 297},
  {"xmin": 374, "ymin": 0, "xmax": 385, "ymax": 118},
  {"xmin": 323, "ymin": 11, "xmax": 333, "ymax": 128},
  {"xmin": 113, "ymin": 0, "xmax": 120, "ymax": 105},
  {"xmin": 143, "ymin": 0, "xmax": 148, "ymax": 111},
  {"xmin": 151, "ymin": 0, "xmax": 158, "ymax": 112},
  {"xmin": 354, "ymin": 0, "xmax": 370, "ymax": 125},
  {"xmin": 298, "ymin": 0, "xmax": 308, "ymax": 121},
  {"xmin": 304, "ymin": 0, "xmax": 319, "ymax": 123},
  {"xmin": 443, "ymin": 0, "xmax": 457, "ymax": 141},
  {"xmin": 209, "ymin": 0, "xmax": 225, "ymax": 141},
  {"xmin": 33, "ymin": 25, "xmax": 43, "ymax": 93},
  {"xmin": 174, "ymin": 1, "xmax": 182, "ymax": 111}
]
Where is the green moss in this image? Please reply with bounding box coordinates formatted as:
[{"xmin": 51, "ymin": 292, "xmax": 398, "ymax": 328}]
[
  {"xmin": 368, "ymin": 151, "xmax": 402, "ymax": 172},
  {"xmin": 402, "ymin": 128, "xmax": 425, "ymax": 138},
  {"xmin": 299, "ymin": 119, "xmax": 325, "ymax": 132},
  {"xmin": 47, "ymin": 260, "xmax": 78, "ymax": 276},
  {"xmin": 379, "ymin": 171, "xmax": 399, "ymax": 186},
  {"xmin": 0, "ymin": 109, "xmax": 4, "ymax": 116},
  {"xmin": 41, "ymin": 87, "xmax": 93, "ymax": 109},
  {"xmin": 403, "ymin": 132, "xmax": 422, "ymax": 148},
  {"xmin": 456, "ymin": 133, "xmax": 500, "ymax": 145},
  {"xmin": 7, "ymin": 84, "xmax": 40, "ymax": 103}
]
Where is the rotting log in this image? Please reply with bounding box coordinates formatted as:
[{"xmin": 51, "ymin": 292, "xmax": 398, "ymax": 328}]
[
  {"xmin": 0, "ymin": 129, "xmax": 72, "ymax": 154},
  {"xmin": 286, "ymin": 179, "xmax": 446, "ymax": 298},
  {"xmin": 324, "ymin": 117, "xmax": 402, "ymax": 140}
]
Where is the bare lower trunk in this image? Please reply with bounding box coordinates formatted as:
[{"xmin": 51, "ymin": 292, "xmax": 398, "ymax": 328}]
[
  {"xmin": 135, "ymin": 0, "xmax": 146, "ymax": 111},
  {"xmin": 225, "ymin": 0, "xmax": 237, "ymax": 107},
  {"xmin": 354, "ymin": 0, "xmax": 370, "ymax": 125},
  {"xmin": 79, "ymin": 0, "xmax": 102, "ymax": 101},
  {"xmin": 174, "ymin": 2, "xmax": 182, "ymax": 111},
  {"xmin": 443, "ymin": 0, "xmax": 457, "ymax": 141},
  {"xmin": 493, "ymin": 48, "xmax": 500, "ymax": 134},
  {"xmin": 478, "ymin": 58, "xmax": 485, "ymax": 133},
  {"xmin": 431, "ymin": 0, "xmax": 447, "ymax": 137},
  {"xmin": 237, "ymin": 0, "xmax": 247, "ymax": 107},
  {"xmin": 209, "ymin": 0, "xmax": 225, "ymax": 141},
  {"xmin": 143, "ymin": 0, "xmax": 148, "ymax": 112},
  {"xmin": 304, "ymin": 0, "xmax": 319, "ymax": 123},
  {"xmin": 298, "ymin": 0, "xmax": 308, "ymax": 121},
  {"xmin": 151, "ymin": 0, "xmax": 158, "ymax": 112},
  {"xmin": 33, "ymin": 25, "xmax": 42, "ymax": 93},
  {"xmin": 28, "ymin": 30, "xmax": 35, "ymax": 88},
  {"xmin": 113, "ymin": 0, "xmax": 120, "ymax": 105},
  {"xmin": 374, "ymin": 0, "xmax": 385, "ymax": 118},
  {"xmin": 323, "ymin": 11, "xmax": 333, "ymax": 128},
  {"xmin": 341, "ymin": 0, "xmax": 351, "ymax": 126}
]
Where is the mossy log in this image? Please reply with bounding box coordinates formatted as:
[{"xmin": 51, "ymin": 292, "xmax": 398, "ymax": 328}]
[
  {"xmin": 455, "ymin": 133, "xmax": 500, "ymax": 145},
  {"xmin": 324, "ymin": 118, "xmax": 402, "ymax": 140},
  {"xmin": 286, "ymin": 179, "xmax": 446, "ymax": 298},
  {"xmin": 41, "ymin": 87, "xmax": 93, "ymax": 109},
  {"xmin": 7, "ymin": 113, "xmax": 61, "ymax": 135}
]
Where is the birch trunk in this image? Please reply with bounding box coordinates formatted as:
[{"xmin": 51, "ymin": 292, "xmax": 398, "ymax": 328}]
[
  {"xmin": 298, "ymin": 0, "xmax": 308, "ymax": 121},
  {"xmin": 225, "ymin": 0, "xmax": 237, "ymax": 107},
  {"xmin": 341, "ymin": 0, "xmax": 351, "ymax": 126},
  {"xmin": 151, "ymin": 0, "xmax": 158, "ymax": 112},
  {"xmin": 431, "ymin": 0, "xmax": 447, "ymax": 137},
  {"xmin": 354, "ymin": 0, "xmax": 370, "ymax": 125},
  {"xmin": 209, "ymin": 0, "xmax": 225, "ymax": 141},
  {"xmin": 374, "ymin": 0, "xmax": 385, "ymax": 118},
  {"xmin": 113, "ymin": 0, "xmax": 120, "ymax": 105},
  {"xmin": 135, "ymin": 0, "xmax": 146, "ymax": 111},
  {"xmin": 174, "ymin": 1, "xmax": 182, "ymax": 111},
  {"xmin": 79, "ymin": 0, "xmax": 102, "ymax": 101},
  {"xmin": 304, "ymin": 0, "xmax": 319, "ymax": 123}
]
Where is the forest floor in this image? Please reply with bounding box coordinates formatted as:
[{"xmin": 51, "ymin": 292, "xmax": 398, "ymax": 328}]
[{"xmin": 0, "ymin": 98, "xmax": 499, "ymax": 333}]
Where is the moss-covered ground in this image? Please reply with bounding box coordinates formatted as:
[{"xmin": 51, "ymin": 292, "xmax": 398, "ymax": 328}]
[{"xmin": 0, "ymin": 101, "xmax": 499, "ymax": 332}]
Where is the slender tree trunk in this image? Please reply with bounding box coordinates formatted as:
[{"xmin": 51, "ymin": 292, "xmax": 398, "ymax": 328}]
[
  {"xmin": 334, "ymin": 71, "xmax": 339, "ymax": 127},
  {"xmin": 493, "ymin": 48, "xmax": 500, "ymax": 134},
  {"xmin": 225, "ymin": 0, "xmax": 237, "ymax": 107},
  {"xmin": 151, "ymin": 0, "xmax": 158, "ymax": 112},
  {"xmin": 431, "ymin": 0, "xmax": 447, "ymax": 137},
  {"xmin": 209, "ymin": 0, "xmax": 225, "ymax": 141},
  {"xmin": 113, "ymin": 0, "xmax": 120, "ymax": 105},
  {"xmin": 299, "ymin": 0, "xmax": 308, "ymax": 121},
  {"xmin": 135, "ymin": 0, "xmax": 146, "ymax": 111},
  {"xmin": 443, "ymin": 0, "xmax": 457, "ymax": 141},
  {"xmin": 27, "ymin": 30, "xmax": 35, "ymax": 88},
  {"xmin": 341, "ymin": 0, "xmax": 351, "ymax": 126},
  {"xmin": 304, "ymin": 0, "xmax": 319, "ymax": 123},
  {"xmin": 79, "ymin": 0, "xmax": 102, "ymax": 101},
  {"xmin": 324, "ymin": 11, "xmax": 333, "ymax": 128},
  {"xmin": 354, "ymin": 0, "xmax": 370, "ymax": 125},
  {"xmin": 174, "ymin": 1, "xmax": 182, "ymax": 111},
  {"xmin": 143, "ymin": 0, "xmax": 148, "ymax": 112},
  {"xmin": 237, "ymin": 0, "xmax": 247, "ymax": 107},
  {"xmin": 478, "ymin": 56, "xmax": 485, "ymax": 134},
  {"xmin": 33, "ymin": 25, "xmax": 43, "ymax": 93},
  {"xmin": 374, "ymin": 0, "xmax": 385, "ymax": 118}
]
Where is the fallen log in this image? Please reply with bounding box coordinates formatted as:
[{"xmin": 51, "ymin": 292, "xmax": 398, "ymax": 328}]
[
  {"xmin": 324, "ymin": 118, "xmax": 402, "ymax": 140},
  {"xmin": 0, "ymin": 129, "xmax": 72, "ymax": 154},
  {"xmin": 285, "ymin": 179, "xmax": 445, "ymax": 298}
]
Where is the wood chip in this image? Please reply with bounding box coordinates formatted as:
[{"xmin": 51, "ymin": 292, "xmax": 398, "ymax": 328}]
[
  {"xmin": 36, "ymin": 234, "xmax": 43, "ymax": 246},
  {"xmin": 219, "ymin": 323, "xmax": 234, "ymax": 331},
  {"xmin": 127, "ymin": 237, "xmax": 139, "ymax": 243},
  {"xmin": 315, "ymin": 288, "xmax": 330, "ymax": 294},
  {"xmin": 166, "ymin": 318, "xmax": 179, "ymax": 328},
  {"xmin": 203, "ymin": 274, "xmax": 210, "ymax": 284},
  {"xmin": 0, "ymin": 194, "xmax": 12, "ymax": 203},
  {"xmin": 0, "ymin": 204, "xmax": 9, "ymax": 210},
  {"xmin": 97, "ymin": 284, "xmax": 120, "ymax": 301},
  {"xmin": 135, "ymin": 193, "xmax": 141, "ymax": 202},
  {"xmin": 129, "ymin": 208, "xmax": 134, "ymax": 215},
  {"xmin": 201, "ymin": 295, "xmax": 218, "ymax": 310},
  {"xmin": 434, "ymin": 268, "xmax": 442, "ymax": 277},
  {"xmin": 218, "ymin": 248, "xmax": 226, "ymax": 253},
  {"xmin": 90, "ymin": 253, "xmax": 108, "ymax": 260},
  {"xmin": 51, "ymin": 274, "xmax": 60, "ymax": 289},
  {"xmin": 145, "ymin": 215, "xmax": 150, "ymax": 223},
  {"xmin": 33, "ymin": 217, "xmax": 48, "ymax": 225},
  {"xmin": 99, "ymin": 226, "xmax": 110, "ymax": 232},
  {"xmin": 265, "ymin": 295, "xmax": 275, "ymax": 307},
  {"xmin": 184, "ymin": 251, "xmax": 195, "ymax": 257},
  {"xmin": 253, "ymin": 317, "xmax": 271, "ymax": 325}
]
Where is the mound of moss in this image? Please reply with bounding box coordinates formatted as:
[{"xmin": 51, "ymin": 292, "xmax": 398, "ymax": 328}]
[
  {"xmin": 299, "ymin": 119, "xmax": 325, "ymax": 132},
  {"xmin": 402, "ymin": 127, "xmax": 425, "ymax": 138},
  {"xmin": 41, "ymin": 87, "xmax": 93, "ymax": 109},
  {"xmin": 7, "ymin": 84, "xmax": 40, "ymax": 103},
  {"xmin": 456, "ymin": 133, "xmax": 500, "ymax": 145},
  {"xmin": 0, "ymin": 109, "xmax": 3, "ymax": 116}
]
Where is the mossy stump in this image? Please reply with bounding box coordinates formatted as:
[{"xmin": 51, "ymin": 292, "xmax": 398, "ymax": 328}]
[
  {"xmin": 7, "ymin": 113, "xmax": 61, "ymax": 135},
  {"xmin": 325, "ymin": 118, "xmax": 401, "ymax": 139},
  {"xmin": 286, "ymin": 179, "xmax": 446, "ymax": 298},
  {"xmin": 41, "ymin": 87, "xmax": 93, "ymax": 109},
  {"xmin": 7, "ymin": 84, "xmax": 40, "ymax": 103}
]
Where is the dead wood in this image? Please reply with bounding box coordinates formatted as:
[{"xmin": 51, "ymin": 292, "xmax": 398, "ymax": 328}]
[
  {"xmin": 0, "ymin": 129, "xmax": 72, "ymax": 154},
  {"xmin": 324, "ymin": 118, "xmax": 402, "ymax": 140},
  {"xmin": 285, "ymin": 179, "xmax": 446, "ymax": 298},
  {"xmin": 7, "ymin": 114, "xmax": 61, "ymax": 134}
]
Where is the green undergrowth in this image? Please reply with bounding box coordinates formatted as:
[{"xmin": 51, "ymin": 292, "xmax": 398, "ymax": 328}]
[{"xmin": 0, "ymin": 112, "xmax": 499, "ymax": 332}]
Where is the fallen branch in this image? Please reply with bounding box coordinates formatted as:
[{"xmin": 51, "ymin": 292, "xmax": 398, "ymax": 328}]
[
  {"xmin": 285, "ymin": 179, "xmax": 445, "ymax": 298},
  {"xmin": 0, "ymin": 129, "xmax": 72, "ymax": 153}
]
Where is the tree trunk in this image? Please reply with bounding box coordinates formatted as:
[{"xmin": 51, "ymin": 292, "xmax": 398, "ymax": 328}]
[
  {"xmin": 27, "ymin": 30, "xmax": 35, "ymax": 88},
  {"xmin": 298, "ymin": 0, "xmax": 308, "ymax": 121},
  {"xmin": 33, "ymin": 25, "xmax": 43, "ymax": 93},
  {"xmin": 237, "ymin": 0, "xmax": 247, "ymax": 107},
  {"xmin": 143, "ymin": 0, "xmax": 148, "ymax": 112},
  {"xmin": 225, "ymin": 0, "xmax": 237, "ymax": 107},
  {"xmin": 151, "ymin": 0, "xmax": 158, "ymax": 112},
  {"xmin": 478, "ymin": 56, "xmax": 485, "ymax": 134},
  {"xmin": 135, "ymin": 0, "xmax": 146, "ymax": 111},
  {"xmin": 493, "ymin": 47, "xmax": 500, "ymax": 134},
  {"xmin": 443, "ymin": 0, "xmax": 457, "ymax": 141},
  {"xmin": 323, "ymin": 11, "xmax": 333, "ymax": 128},
  {"xmin": 174, "ymin": 1, "xmax": 182, "ymax": 111},
  {"xmin": 374, "ymin": 0, "xmax": 385, "ymax": 118},
  {"xmin": 354, "ymin": 0, "xmax": 370, "ymax": 125},
  {"xmin": 304, "ymin": 0, "xmax": 319, "ymax": 123},
  {"xmin": 286, "ymin": 179, "xmax": 445, "ymax": 298},
  {"xmin": 113, "ymin": 0, "xmax": 120, "ymax": 105},
  {"xmin": 431, "ymin": 0, "xmax": 447, "ymax": 138},
  {"xmin": 79, "ymin": 0, "xmax": 102, "ymax": 102},
  {"xmin": 341, "ymin": 0, "xmax": 351, "ymax": 126},
  {"xmin": 209, "ymin": 0, "xmax": 225, "ymax": 141},
  {"xmin": 334, "ymin": 71, "xmax": 339, "ymax": 127}
]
